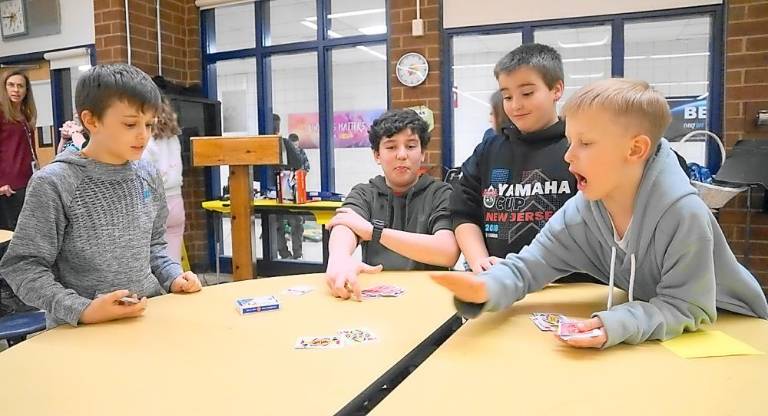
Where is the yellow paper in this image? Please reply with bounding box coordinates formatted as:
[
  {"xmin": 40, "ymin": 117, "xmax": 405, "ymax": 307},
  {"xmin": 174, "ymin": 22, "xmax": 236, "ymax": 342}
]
[{"xmin": 661, "ymin": 330, "xmax": 764, "ymax": 359}]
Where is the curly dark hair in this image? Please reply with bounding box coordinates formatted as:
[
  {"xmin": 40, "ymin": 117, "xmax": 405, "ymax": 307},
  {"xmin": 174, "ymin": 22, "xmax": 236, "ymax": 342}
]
[{"xmin": 368, "ymin": 109, "xmax": 430, "ymax": 151}]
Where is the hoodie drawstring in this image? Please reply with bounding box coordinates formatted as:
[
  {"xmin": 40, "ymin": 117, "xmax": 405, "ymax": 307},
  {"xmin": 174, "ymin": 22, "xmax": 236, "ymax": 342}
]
[
  {"xmin": 606, "ymin": 247, "xmax": 637, "ymax": 310},
  {"xmin": 628, "ymin": 253, "xmax": 636, "ymax": 302},
  {"xmin": 607, "ymin": 247, "xmax": 616, "ymax": 310}
]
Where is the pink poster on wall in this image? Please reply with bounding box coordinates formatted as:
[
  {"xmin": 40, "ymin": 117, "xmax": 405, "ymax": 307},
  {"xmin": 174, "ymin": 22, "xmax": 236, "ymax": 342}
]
[{"xmin": 287, "ymin": 110, "xmax": 385, "ymax": 149}]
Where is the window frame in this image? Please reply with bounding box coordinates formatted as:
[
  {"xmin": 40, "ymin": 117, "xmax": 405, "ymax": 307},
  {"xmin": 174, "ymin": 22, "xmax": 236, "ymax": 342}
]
[{"xmin": 441, "ymin": 4, "xmax": 724, "ymax": 173}]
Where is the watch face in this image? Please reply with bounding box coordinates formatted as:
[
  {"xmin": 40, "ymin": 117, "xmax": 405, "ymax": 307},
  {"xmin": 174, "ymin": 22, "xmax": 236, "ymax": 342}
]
[
  {"xmin": 0, "ymin": 0, "xmax": 26, "ymax": 38},
  {"xmin": 396, "ymin": 52, "xmax": 428, "ymax": 87}
]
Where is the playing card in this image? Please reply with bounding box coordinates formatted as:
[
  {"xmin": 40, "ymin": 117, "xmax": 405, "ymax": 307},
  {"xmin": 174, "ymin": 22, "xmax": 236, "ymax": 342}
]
[
  {"xmin": 117, "ymin": 296, "xmax": 140, "ymax": 305},
  {"xmin": 362, "ymin": 284, "xmax": 405, "ymax": 298},
  {"xmin": 557, "ymin": 322, "xmax": 581, "ymax": 337},
  {"xmin": 284, "ymin": 285, "xmax": 314, "ymax": 296},
  {"xmin": 338, "ymin": 328, "xmax": 378, "ymax": 344},
  {"xmin": 558, "ymin": 328, "xmax": 603, "ymax": 340},
  {"xmin": 294, "ymin": 335, "xmax": 344, "ymax": 349},
  {"xmin": 529, "ymin": 314, "xmax": 555, "ymax": 331},
  {"xmin": 529, "ymin": 313, "xmax": 568, "ymax": 331}
]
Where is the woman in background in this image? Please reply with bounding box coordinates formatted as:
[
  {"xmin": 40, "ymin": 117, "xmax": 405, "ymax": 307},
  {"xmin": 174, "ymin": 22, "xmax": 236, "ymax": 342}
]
[{"xmin": 0, "ymin": 70, "xmax": 37, "ymax": 232}]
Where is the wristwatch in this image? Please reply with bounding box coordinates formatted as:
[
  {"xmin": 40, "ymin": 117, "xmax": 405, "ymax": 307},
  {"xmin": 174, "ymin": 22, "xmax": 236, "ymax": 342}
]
[{"xmin": 371, "ymin": 219, "xmax": 386, "ymax": 243}]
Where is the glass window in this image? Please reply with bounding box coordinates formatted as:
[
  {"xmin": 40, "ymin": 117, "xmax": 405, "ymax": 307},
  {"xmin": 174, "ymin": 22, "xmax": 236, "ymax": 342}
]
[
  {"xmin": 270, "ymin": 52, "xmax": 322, "ymax": 263},
  {"xmin": 213, "ymin": 58, "xmax": 262, "ymax": 260},
  {"xmin": 535, "ymin": 24, "xmax": 612, "ymax": 108},
  {"xmin": 216, "ymin": 58, "xmax": 259, "ymax": 137},
  {"xmin": 451, "ymin": 32, "xmax": 522, "ymax": 166},
  {"xmin": 267, "ymin": 0, "xmax": 317, "ymax": 45},
  {"xmin": 625, "ymin": 16, "xmax": 711, "ymax": 165},
  {"xmin": 331, "ymin": 44, "xmax": 387, "ymax": 194},
  {"xmin": 213, "ymin": 3, "xmax": 256, "ymax": 52},
  {"xmin": 329, "ymin": 0, "xmax": 386, "ymax": 38}
]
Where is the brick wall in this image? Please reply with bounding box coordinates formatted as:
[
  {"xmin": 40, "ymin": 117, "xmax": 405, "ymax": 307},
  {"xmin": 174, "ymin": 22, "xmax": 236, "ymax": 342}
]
[
  {"xmin": 93, "ymin": 0, "xmax": 209, "ymax": 271},
  {"xmin": 93, "ymin": 0, "xmax": 200, "ymax": 86},
  {"xmin": 389, "ymin": 0, "xmax": 443, "ymax": 178},
  {"xmin": 721, "ymin": 0, "xmax": 768, "ymax": 290}
]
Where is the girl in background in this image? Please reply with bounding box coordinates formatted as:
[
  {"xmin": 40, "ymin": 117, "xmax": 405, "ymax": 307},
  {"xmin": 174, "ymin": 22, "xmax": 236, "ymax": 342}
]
[{"xmin": 143, "ymin": 98, "xmax": 185, "ymax": 263}]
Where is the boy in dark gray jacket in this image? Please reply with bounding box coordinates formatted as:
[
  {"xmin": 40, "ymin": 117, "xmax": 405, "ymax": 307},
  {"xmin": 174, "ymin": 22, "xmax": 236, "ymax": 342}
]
[
  {"xmin": 0, "ymin": 64, "xmax": 201, "ymax": 328},
  {"xmin": 325, "ymin": 109, "xmax": 459, "ymax": 300}
]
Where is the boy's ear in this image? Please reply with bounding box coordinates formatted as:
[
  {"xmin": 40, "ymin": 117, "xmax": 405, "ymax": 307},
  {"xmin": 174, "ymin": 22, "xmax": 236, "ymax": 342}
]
[
  {"xmin": 552, "ymin": 80, "xmax": 564, "ymax": 101},
  {"xmin": 372, "ymin": 149, "xmax": 381, "ymax": 165},
  {"xmin": 629, "ymin": 134, "xmax": 653, "ymax": 161},
  {"xmin": 80, "ymin": 110, "xmax": 99, "ymax": 132}
]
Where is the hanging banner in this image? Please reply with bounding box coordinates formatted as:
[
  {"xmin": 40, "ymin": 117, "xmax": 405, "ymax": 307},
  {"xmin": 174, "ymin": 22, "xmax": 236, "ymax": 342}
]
[
  {"xmin": 665, "ymin": 97, "xmax": 707, "ymax": 141},
  {"xmin": 287, "ymin": 109, "xmax": 385, "ymax": 149}
]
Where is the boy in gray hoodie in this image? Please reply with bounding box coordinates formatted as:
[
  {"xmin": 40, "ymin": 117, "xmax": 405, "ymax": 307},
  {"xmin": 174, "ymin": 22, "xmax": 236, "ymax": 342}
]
[
  {"xmin": 325, "ymin": 109, "xmax": 460, "ymax": 300},
  {"xmin": 0, "ymin": 64, "xmax": 202, "ymax": 328},
  {"xmin": 432, "ymin": 78, "xmax": 768, "ymax": 349}
]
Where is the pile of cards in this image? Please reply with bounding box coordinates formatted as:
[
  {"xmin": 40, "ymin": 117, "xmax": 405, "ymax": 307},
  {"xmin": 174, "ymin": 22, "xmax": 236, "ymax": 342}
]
[
  {"xmin": 236, "ymin": 295, "xmax": 280, "ymax": 315},
  {"xmin": 295, "ymin": 328, "xmax": 378, "ymax": 349},
  {"xmin": 361, "ymin": 284, "xmax": 405, "ymax": 299},
  {"xmin": 529, "ymin": 313, "xmax": 567, "ymax": 332}
]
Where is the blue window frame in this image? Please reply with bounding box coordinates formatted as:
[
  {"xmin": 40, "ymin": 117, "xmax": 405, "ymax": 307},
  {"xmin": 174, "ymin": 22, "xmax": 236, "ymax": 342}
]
[
  {"xmin": 441, "ymin": 4, "xmax": 725, "ymax": 175},
  {"xmin": 200, "ymin": 0, "xmax": 389, "ymax": 272}
]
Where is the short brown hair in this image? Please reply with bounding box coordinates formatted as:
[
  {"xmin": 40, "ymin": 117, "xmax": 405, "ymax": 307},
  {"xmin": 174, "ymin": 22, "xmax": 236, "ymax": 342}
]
[{"xmin": 562, "ymin": 78, "xmax": 671, "ymax": 144}]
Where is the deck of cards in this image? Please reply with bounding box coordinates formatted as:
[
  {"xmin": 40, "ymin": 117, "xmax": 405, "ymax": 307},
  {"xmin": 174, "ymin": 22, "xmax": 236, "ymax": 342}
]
[
  {"xmin": 236, "ymin": 295, "xmax": 280, "ymax": 315},
  {"xmin": 295, "ymin": 328, "xmax": 378, "ymax": 349},
  {"xmin": 361, "ymin": 284, "xmax": 405, "ymax": 299}
]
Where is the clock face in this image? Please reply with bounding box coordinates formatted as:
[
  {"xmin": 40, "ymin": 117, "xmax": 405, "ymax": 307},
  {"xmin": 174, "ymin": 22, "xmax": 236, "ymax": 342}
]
[
  {"xmin": 0, "ymin": 0, "xmax": 27, "ymax": 38},
  {"xmin": 396, "ymin": 52, "xmax": 429, "ymax": 87}
]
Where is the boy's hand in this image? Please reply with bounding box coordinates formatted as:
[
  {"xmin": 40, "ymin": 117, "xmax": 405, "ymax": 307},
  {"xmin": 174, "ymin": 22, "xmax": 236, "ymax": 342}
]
[
  {"xmin": 430, "ymin": 272, "xmax": 489, "ymax": 304},
  {"xmin": 80, "ymin": 290, "xmax": 148, "ymax": 324},
  {"xmin": 170, "ymin": 271, "xmax": 203, "ymax": 293},
  {"xmin": 328, "ymin": 208, "xmax": 374, "ymax": 241},
  {"xmin": 556, "ymin": 317, "xmax": 607, "ymax": 349},
  {"xmin": 469, "ymin": 256, "xmax": 502, "ymax": 273},
  {"xmin": 0, "ymin": 185, "xmax": 15, "ymax": 197},
  {"xmin": 325, "ymin": 255, "xmax": 383, "ymax": 301}
]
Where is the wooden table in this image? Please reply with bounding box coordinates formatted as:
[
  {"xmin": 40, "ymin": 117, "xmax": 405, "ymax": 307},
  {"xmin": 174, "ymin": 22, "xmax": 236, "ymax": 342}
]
[
  {"xmin": 0, "ymin": 272, "xmax": 459, "ymax": 416},
  {"xmin": 370, "ymin": 283, "xmax": 768, "ymax": 416},
  {"xmin": 203, "ymin": 199, "xmax": 343, "ymax": 277},
  {"xmin": 0, "ymin": 229, "xmax": 12, "ymax": 244},
  {"xmin": 202, "ymin": 198, "xmax": 343, "ymax": 226}
]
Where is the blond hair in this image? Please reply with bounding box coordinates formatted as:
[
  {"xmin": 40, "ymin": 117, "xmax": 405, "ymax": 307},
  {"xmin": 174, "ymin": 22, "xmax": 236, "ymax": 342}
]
[
  {"xmin": 152, "ymin": 97, "xmax": 181, "ymax": 139},
  {"xmin": 562, "ymin": 78, "xmax": 671, "ymax": 144}
]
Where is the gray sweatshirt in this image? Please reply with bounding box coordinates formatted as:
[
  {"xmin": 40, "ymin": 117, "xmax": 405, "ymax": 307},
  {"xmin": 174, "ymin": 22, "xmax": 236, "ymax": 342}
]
[
  {"xmin": 343, "ymin": 174, "xmax": 453, "ymax": 271},
  {"xmin": 456, "ymin": 139, "xmax": 768, "ymax": 348},
  {"xmin": 0, "ymin": 151, "xmax": 183, "ymax": 327}
]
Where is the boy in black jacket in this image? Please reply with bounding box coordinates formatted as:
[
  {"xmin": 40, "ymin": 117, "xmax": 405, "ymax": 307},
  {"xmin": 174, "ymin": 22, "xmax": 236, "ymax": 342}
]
[{"xmin": 452, "ymin": 44, "xmax": 578, "ymax": 273}]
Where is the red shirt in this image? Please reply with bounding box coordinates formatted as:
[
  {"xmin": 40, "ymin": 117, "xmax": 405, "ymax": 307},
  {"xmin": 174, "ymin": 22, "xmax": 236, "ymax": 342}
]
[{"xmin": 0, "ymin": 116, "xmax": 34, "ymax": 190}]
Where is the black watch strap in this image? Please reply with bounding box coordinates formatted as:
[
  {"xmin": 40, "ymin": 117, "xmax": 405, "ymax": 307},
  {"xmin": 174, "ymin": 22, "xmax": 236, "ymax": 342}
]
[{"xmin": 371, "ymin": 219, "xmax": 386, "ymax": 243}]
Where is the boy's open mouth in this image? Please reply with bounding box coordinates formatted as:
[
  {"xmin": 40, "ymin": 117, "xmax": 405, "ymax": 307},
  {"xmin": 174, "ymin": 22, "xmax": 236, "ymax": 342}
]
[{"xmin": 571, "ymin": 170, "xmax": 588, "ymax": 190}]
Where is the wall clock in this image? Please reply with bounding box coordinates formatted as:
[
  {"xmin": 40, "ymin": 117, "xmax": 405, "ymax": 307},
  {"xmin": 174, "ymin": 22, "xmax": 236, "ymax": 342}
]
[
  {"xmin": 0, "ymin": 0, "xmax": 28, "ymax": 39},
  {"xmin": 396, "ymin": 52, "xmax": 429, "ymax": 87}
]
